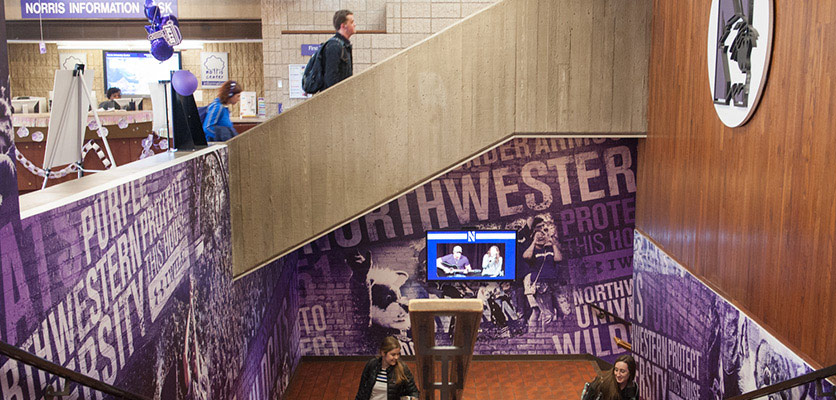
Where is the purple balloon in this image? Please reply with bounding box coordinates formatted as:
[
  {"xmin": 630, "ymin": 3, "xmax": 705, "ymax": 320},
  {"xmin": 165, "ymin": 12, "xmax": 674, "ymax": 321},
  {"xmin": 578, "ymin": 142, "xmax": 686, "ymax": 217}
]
[
  {"xmin": 150, "ymin": 38, "xmax": 173, "ymax": 61},
  {"xmin": 144, "ymin": 24, "xmax": 156, "ymax": 35},
  {"xmin": 171, "ymin": 70, "xmax": 198, "ymax": 96},
  {"xmin": 161, "ymin": 15, "xmax": 179, "ymax": 27},
  {"xmin": 144, "ymin": 5, "xmax": 161, "ymax": 24}
]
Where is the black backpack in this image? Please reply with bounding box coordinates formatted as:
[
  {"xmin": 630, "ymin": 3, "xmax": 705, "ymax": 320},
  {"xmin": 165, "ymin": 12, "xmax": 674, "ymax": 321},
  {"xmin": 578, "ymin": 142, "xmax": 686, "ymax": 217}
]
[{"xmin": 301, "ymin": 37, "xmax": 342, "ymax": 94}]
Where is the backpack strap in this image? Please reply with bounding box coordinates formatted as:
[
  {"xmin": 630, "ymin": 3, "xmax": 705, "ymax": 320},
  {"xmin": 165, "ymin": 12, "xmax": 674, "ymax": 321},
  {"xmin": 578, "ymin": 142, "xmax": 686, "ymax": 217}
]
[{"xmin": 327, "ymin": 36, "xmax": 346, "ymax": 60}]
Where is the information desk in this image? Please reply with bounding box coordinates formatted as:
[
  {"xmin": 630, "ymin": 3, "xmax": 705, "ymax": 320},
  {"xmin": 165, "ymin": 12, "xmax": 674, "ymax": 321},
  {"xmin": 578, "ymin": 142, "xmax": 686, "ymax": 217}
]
[
  {"xmin": 12, "ymin": 111, "xmax": 164, "ymax": 193},
  {"xmin": 12, "ymin": 112, "xmax": 265, "ymax": 194},
  {"xmin": 231, "ymin": 117, "xmax": 266, "ymax": 134}
]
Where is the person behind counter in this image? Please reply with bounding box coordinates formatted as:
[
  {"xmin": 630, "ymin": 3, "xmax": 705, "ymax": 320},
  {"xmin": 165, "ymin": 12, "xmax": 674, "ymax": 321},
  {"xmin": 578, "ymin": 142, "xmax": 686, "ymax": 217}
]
[
  {"xmin": 98, "ymin": 87, "xmax": 122, "ymax": 110},
  {"xmin": 202, "ymin": 80, "xmax": 243, "ymax": 142}
]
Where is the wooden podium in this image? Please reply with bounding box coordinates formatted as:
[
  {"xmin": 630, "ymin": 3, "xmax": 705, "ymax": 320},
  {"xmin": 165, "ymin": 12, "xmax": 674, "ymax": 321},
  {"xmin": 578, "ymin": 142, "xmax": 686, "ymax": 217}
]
[{"xmin": 408, "ymin": 299, "xmax": 483, "ymax": 400}]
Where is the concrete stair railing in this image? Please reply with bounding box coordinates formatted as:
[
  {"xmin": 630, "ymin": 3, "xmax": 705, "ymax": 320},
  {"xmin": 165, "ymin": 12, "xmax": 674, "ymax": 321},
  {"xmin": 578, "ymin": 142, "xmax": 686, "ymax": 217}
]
[{"xmin": 227, "ymin": 0, "xmax": 651, "ymax": 277}]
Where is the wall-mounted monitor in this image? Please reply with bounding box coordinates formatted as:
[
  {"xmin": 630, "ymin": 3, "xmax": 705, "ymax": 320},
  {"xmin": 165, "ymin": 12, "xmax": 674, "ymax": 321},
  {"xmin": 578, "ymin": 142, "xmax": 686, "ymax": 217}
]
[
  {"xmin": 103, "ymin": 51, "xmax": 182, "ymax": 97},
  {"xmin": 426, "ymin": 230, "xmax": 517, "ymax": 281}
]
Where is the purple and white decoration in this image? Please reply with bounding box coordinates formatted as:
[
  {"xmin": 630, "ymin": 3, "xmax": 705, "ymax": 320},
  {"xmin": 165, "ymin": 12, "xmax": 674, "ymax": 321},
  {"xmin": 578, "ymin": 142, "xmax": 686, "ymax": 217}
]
[
  {"xmin": 144, "ymin": 0, "xmax": 182, "ymax": 62},
  {"xmin": 0, "ymin": 12, "xmax": 19, "ymax": 231},
  {"xmin": 632, "ymin": 231, "xmax": 829, "ymax": 399},
  {"xmin": 0, "ymin": 148, "xmax": 299, "ymax": 399},
  {"xmin": 294, "ymin": 138, "xmax": 638, "ymax": 363}
]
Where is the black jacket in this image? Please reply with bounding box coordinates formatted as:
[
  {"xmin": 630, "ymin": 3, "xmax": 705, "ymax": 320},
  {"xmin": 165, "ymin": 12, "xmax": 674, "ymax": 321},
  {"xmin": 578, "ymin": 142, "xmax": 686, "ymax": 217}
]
[
  {"xmin": 323, "ymin": 33, "xmax": 353, "ymax": 90},
  {"xmin": 582, "ymin": 376, "xmax": 638, "ymax": 400},
  {"xmin": 355, "ymin": 357, "xmax": 420, "ymax": 400}
]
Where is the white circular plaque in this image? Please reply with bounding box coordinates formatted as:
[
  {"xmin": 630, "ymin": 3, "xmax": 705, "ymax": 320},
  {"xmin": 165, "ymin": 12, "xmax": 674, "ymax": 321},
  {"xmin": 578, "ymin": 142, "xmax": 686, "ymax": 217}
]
[{"xmin": 707, "ymin": 0, "xmax": 773, "ymax": 127}]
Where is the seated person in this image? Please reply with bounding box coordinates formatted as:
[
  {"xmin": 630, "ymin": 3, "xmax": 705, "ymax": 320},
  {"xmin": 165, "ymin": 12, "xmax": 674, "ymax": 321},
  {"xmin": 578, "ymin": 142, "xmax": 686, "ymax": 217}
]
[
  {"xmin": 98, "ymin": 87, "xmax": 122, "ymax": 110},
  {"xmin": 481, "ymin": 245, "xmax": 503, "ymax": 277},
  {"xmin": 436, "ymin": 245, "xmax": 471, "ymax": 275},
  {"xmin": 203, "ymin": 80, "xmax": 243, "ymax": 142},
  {"xmin": 582, "ymin": 354, "xmax": 638, "ymax": 400}
]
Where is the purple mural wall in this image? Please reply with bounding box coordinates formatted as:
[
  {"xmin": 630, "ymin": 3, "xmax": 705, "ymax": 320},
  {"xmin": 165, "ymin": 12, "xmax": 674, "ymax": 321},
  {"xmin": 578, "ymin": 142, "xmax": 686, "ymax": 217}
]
[
  {"xmin": 294, "ymin": 138, "xmax": 637, "ymax": 364},
  {"xmin": 0, "ymin": 147, "xmax": 300, "ymax": 399},
  {"xmin": 632, "ymin": 231, "xmax": 830, "ymax": 400},
  {"xmin": 0, "ymin": 7, "xmax": 20, "ymax": 230}
]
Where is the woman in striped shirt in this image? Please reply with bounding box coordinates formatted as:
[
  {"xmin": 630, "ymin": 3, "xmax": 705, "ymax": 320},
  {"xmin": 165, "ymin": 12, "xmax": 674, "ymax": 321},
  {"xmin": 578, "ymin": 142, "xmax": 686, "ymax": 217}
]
[{"xmin": 355, "ymin": 336, "xmax": 420, "ymax": 400}]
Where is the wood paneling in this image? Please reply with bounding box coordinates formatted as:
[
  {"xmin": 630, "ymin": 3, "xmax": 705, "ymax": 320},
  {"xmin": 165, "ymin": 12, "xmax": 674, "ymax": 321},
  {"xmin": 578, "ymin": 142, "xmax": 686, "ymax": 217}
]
[
  {"xmin": 639, "ymin": 0, "xmax": 836, "ymax": 367},
  {"xmin": 228, "ymin": 0, "xmax": 651, "ymax": 276}
]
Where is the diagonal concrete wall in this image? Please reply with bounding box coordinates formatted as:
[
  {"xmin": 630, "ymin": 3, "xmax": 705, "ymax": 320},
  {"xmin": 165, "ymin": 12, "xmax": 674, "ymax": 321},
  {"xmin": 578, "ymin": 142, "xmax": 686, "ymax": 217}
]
[{"xmin": 228, "ymin": 0, "xmax": 652, "ymax": 277}]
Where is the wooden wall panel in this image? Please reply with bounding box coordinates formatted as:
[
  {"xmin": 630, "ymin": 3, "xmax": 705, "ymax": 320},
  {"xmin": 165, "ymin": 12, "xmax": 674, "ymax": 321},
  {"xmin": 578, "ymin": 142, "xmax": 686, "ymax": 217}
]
[
  {"xmin": 639, "ymin": 0, "xmax": 836, "ymax": 367},
  {"xmin": 229, "ymin": 0, "xmax": 651, "ymax": 276}
]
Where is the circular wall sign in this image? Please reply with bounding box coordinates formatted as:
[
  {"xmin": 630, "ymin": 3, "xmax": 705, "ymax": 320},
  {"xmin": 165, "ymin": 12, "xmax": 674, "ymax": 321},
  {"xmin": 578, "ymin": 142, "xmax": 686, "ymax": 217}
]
[{"xmin": 707, "ymin": 0, "xmax": 773, "ymax": 128}]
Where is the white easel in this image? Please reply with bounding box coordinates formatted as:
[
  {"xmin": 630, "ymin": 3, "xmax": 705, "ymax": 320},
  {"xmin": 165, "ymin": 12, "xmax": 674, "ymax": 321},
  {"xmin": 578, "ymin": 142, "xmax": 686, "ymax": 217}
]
[{"xmin": 41, "ymin": 64, "xmax": 117, "ymax": 189}]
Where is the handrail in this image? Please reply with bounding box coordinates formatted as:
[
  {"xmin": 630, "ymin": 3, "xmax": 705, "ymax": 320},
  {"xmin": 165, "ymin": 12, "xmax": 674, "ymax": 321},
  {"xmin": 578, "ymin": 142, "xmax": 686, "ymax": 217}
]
[
  {"xmin": 586, "ymin": 303, "xmax": 632, "ymax": 327},
  {"xmin": 0, "ymin": 340, "xmax": 151, "ymax": 400},
  {"xmin": 726, "ymin": 363, "xmax": 836, "ymax": 400}
]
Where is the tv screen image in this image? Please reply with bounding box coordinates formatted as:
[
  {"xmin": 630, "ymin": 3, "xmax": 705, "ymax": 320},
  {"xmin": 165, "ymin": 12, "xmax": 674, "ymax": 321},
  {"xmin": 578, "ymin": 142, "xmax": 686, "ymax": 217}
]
[
  {"xmin": 103, "ymin": 51, "xmax": 182, "ymax": 97},
  {"xmin": 426, "ymin": 230, "xmax": 517, "ymax": 281}
]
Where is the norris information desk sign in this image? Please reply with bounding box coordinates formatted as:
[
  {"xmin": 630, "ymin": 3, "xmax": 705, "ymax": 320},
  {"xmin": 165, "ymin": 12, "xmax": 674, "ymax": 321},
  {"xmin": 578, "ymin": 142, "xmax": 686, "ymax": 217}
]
[{"xmin": 21, "ymin": 0, "xmax": 178, "ymax": 19}]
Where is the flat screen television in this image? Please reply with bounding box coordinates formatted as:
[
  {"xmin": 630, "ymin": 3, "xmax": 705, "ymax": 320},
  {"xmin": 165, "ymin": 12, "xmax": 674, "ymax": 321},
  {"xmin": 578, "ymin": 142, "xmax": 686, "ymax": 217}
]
[
  {"xmin": 103, "ymin": 51, "xmax": 182, "ymax": 97},
  {"xmin": 426, "ymin": 230, "xmax": 517, "ymax": 281}
]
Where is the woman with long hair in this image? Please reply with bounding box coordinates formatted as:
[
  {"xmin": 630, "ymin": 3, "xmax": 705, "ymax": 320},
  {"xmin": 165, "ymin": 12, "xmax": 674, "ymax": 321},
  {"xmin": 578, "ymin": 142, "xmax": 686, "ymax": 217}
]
[
  {"xmin": 355, "ymin": 336, "xmax": 420, "ymax": 400},
  {"xmin": 481, "ymin": 245, "xmax": 503, "ymax": 277},
  {"xmin": 581, "ymin": 354, "xmax": 638, "ymax": 400}
]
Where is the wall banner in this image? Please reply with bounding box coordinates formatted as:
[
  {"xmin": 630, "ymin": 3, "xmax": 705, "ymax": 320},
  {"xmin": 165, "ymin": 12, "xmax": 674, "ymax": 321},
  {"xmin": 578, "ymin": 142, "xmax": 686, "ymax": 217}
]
[
  {"xmin": 632, "ymin": 231, "xmax": 830, "ymax": 400},
  {"xmin": 200, "ymin": 52, "xmax": 228, "ymax": 90},
  {"xmin": 0, "ymin": 7, "xmax": 19, "ymax": 230},
  {"xmin": 294, "ymin": 138, "xmax": 638, "ymax": 364},
  {"xmin": 59, "ymin": 52, "xmax": 87, "ymax": 70},
  {"xmin": 20, "ymin": 0, "xmax": 178, "ymax": 19},
  {"xmin": 0, "ymin": 148, "xmax": 299, "ymax": 399}
]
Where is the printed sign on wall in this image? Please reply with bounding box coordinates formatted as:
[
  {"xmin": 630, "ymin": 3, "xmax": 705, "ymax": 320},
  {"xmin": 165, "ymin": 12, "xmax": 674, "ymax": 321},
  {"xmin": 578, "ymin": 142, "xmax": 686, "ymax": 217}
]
[
  {"xmin": 20, "ymin": 0, "xmax": 178, "ymax": 19},
  {"xmin": 58, "ymin": 52, "xmax": 87, "ymax": 70},
  {"xmin": 200, "ymin": 51, "xmax": 228, "ymax": 89},
  {"xmin": 707, "ymin": 0, "xmax": 773, "ymax": 127},
  {"xmin": 632, "ymin": 231, "xmax": 829, "ymax": 399},
  {"xmin": 0, "ymin": 148, "xmax": 300, "ymax": 399},
  {"xmin": 289, "ymin": 64, "xmax": 312, "ymax": 99},
  {"xmin": 0, "ymin": 12, "xmax": 18, "ymax": 230},
  {"xmin": 294, "ymin": 138, "xmax": 638, "ymax": 363},
  {"xmin": 301, "ymin": 44, "xmax": 320, "ymax": 56}
]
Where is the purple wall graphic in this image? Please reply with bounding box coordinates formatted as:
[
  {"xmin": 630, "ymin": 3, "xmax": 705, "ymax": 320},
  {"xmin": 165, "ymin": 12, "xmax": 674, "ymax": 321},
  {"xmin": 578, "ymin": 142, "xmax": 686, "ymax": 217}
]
[
  {"xmin": 0, "ymin": 148, "xmax": 299, "ymax": 399},
  {"xmin": 294, "ymin": 138, "xmax": 638, "ymax": 364},
  {"xmin": 0, "ymin": 7, "xmax": 20, "ymax": 230},
  {"xmin": 632, "ymin": 231, "xmax": 830, "ymax": 400}
]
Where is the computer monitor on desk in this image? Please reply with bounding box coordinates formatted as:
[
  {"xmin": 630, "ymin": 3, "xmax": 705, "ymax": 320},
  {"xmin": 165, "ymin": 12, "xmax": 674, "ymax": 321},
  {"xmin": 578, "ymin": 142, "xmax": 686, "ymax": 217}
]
[
  {"xmin": 113, "ymin": 97, "xmax": 144, "ymax": 110},
  {"xmin": 11, "ymin": 97, "xmax": 47, "ymax": 113}
]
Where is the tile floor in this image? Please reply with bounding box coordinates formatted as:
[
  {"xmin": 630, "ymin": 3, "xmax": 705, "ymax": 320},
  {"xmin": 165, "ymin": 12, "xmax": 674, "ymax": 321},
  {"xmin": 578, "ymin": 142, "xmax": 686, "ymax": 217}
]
[{"xmin": 284, "ymin": 359, "xmax": 599, "ymax": 400}]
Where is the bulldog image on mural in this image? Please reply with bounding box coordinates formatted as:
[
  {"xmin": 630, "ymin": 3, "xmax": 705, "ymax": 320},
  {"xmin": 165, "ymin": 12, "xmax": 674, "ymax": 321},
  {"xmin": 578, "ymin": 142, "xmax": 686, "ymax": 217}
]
[{"xmin": 347, "ymin": 250, "xmax": 415, "ymax": 355}]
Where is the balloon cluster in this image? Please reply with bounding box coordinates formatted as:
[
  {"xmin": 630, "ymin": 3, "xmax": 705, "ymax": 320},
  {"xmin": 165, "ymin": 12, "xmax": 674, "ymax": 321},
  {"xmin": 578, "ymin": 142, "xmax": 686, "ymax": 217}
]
[{"xmin": 144, "ymin": 0, "xmax": 183, "ymax": 61}]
